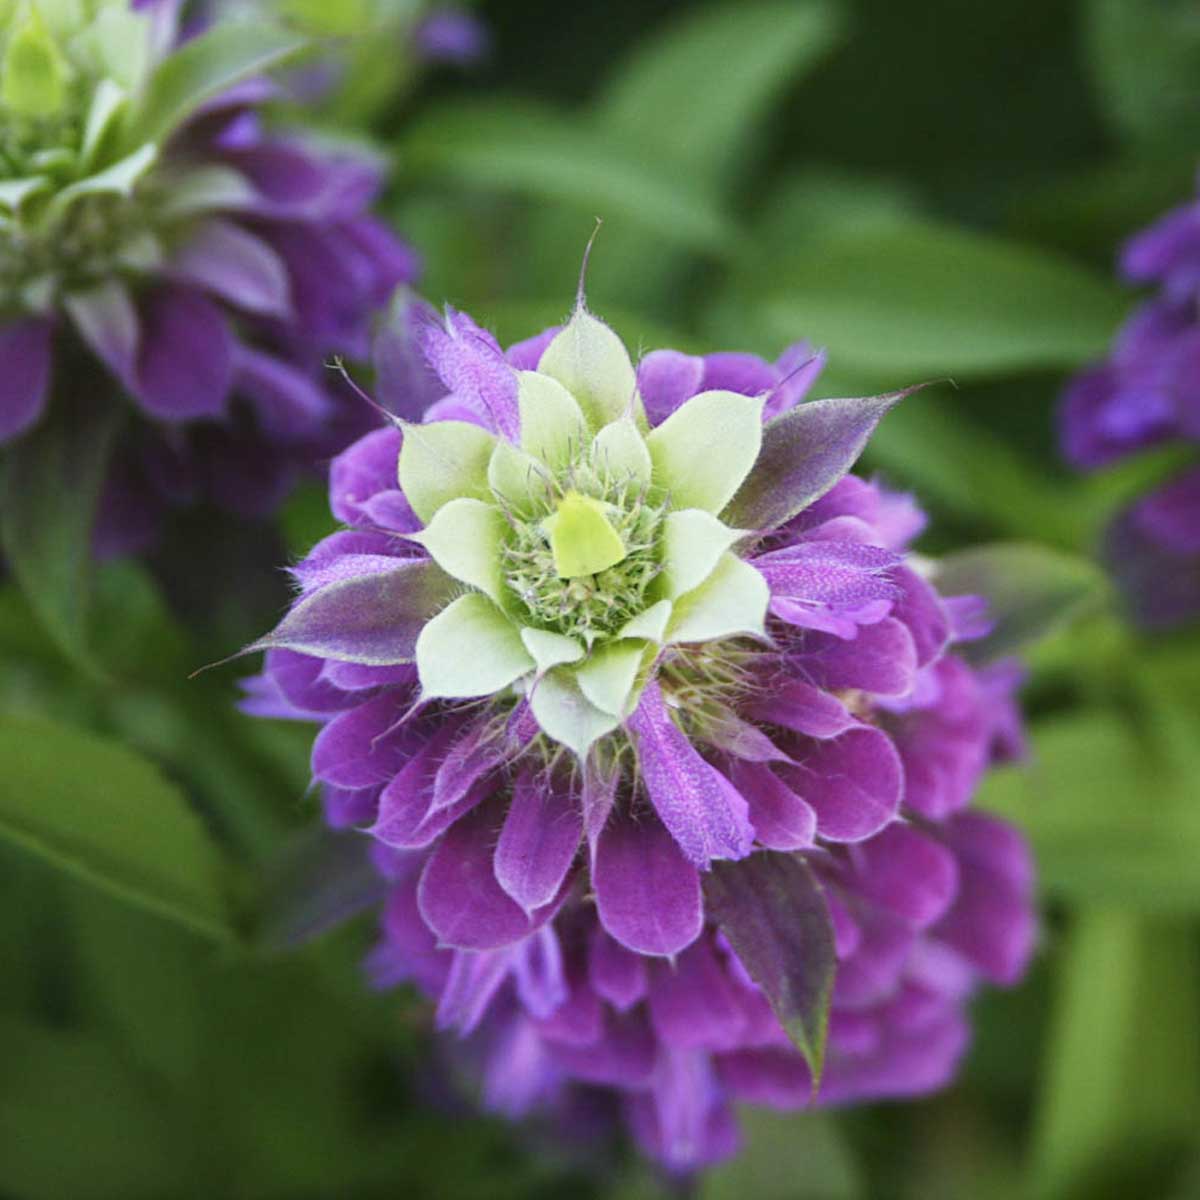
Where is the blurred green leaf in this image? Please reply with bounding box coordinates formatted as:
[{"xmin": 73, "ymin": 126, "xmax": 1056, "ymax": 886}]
[
  {"xmin": 1031, "ymin": 910, "xmax": 1200, "ymax": 1200},
  {"xmin": 720, "ymin": 219, "xmax": 1128, "ymax": 379},
  {"xmin": 862, "ymin": 392, "xmax": 1088, "ymax": 549},
  {"xmin": 0, "ymin": 399, "xmax": 120, "ymax": 676},
  {"xmin": 598, "ymin": 0, "xmax": 843, "ymax": 196},
  {"xmin": 0, "ymin": 1015, "xmax": 188, "ymax": 1199},
  {"xmin": 703, "ymin": 1110, "xmax": 862, "ymax": 1200},
  {"xmin": 977, "ymin": 712, "xmax": 1200, "ymax": 913},
  {"xmin": 1084, "ymin": 0, "xmax": 1200, "ymax": 149},
  {"xmin": 121, "ymin": 21, "xmax": 306, "ymax": 150},
  {"xmin": 935, "ymin": 542, "xmax": 1108, "ymax": 663},
  {"xmin": 397, "ymin": 100, "xmax": 740, "ymax": 254},
  {"xmin": 0, "ymin": 713, "xmax": 237, "ymax": 941}
]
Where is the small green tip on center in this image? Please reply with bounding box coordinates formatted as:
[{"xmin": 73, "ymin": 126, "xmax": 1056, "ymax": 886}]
[{"xmin": 542, "ymin": 491, "xmax": 627, "ymax": 579}]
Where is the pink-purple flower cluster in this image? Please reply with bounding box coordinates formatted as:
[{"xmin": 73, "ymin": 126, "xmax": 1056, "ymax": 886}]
[
  {"xmin": 1060, "ymin": 183, "xmax": 1200, "ymax": 629},
  {"xmin": 243, "ymin": 308, "xmax": 1036, "ymax": 1172}
]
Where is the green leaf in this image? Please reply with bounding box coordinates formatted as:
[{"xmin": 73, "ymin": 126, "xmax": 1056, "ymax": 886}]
[
  {"xmin": 660, "ymin": 509, "xmax": 744, "ymax": 600},
  {"xmin": 646, "ymin": 389, "xmax": 764, "ymax": 514},
  {"xmin": 543, "ymin": 491, "xmax": 627, "ymax": 579},
  {"xmin": 599, "ymin": 0, "xmax": 843, "ymax": 196},
  {"xmin": 528, "ymin": 666, "xmax": 620, "ymax": 758},
  {"xmin": 731, "ymin": 219, "xmax": 1128, "ymax": 379},
  {"xmin": 976, "ymin": 712, "xmax": 1200, "ymax": 913},
  {"xmin": 1032, "ymin": 910, "xmax": 1200, "ymax": 1200},
  {"xmin": 412, "ymin": 497, "xmax": 506, "ymax": 603},
  {"xmin": 702, "ymin": 1110, "xmax": 862, "ymax": 1200},
  {"xmin": 1084, "ymin": 0, "xmax": 1200, "ymax": 149},
  {"xmin": 399, "ymin": 419, "xmax": 496, "ymax": 524},
  {"xmin": 0, "ymin": 397, "xmax": 121, "ymax": 673},
  {"xmin": 591, "ymin": 416, "xmax": 652, "ymax": 487},
  {"xmin": 863, "ymin": 391, "xmax": 1090, "ymax": 549},
  {"xmin": 538, "ymin": 305, "xmax": 639, "ymax": 431},
  {"xmin": 1, "ymin": 5, "xmax": 70, "ymax": 117},
  {"xmin": 705, "ymin": 852, "xmax": 837, "ymax": 1087},
  {"xmin": 416, "ymin": 593, "xmax": 533, "ymax": 699},
  {"xmin": 0, "ymin": 1016, "xmax": 188, "ymax": 1199},
  {"xmin": 574, "ymin": 640, "xmax": 646, "ymax": 717},
  {"xmin": 397, "ymin": 100, "xmax": 739, "ymax": 255},
  {"xmin": 520, "ymin": 627, "xmax": 584, "ymax": 673},
  {"xmin": 121, "ymin": 22, "xmax": 306, "ymax": 152},
  {"xmin": 517, "ymin": 369, "xmax": 587, "ymax": 468},
  {"xmin": 0, "ymin": 713, "xmax": 236, "ymax": 941},
  {"xmin": 45, "ymin": 142, "xmax": 158, "ymax": 225},
  {"xmin": 666, "ymin": 553, "xmax": 769, "ymax": 645},
  {"xmin": 618, "ymin": 598, "xmax": 673, "ymax": 642},
  {"xmin": 487, "ymin": 438, "xmax": 548, "ymax": 515},
  {"xmin": 934, "ymin": 543, "xmax": 1108, "ymax": 664}
]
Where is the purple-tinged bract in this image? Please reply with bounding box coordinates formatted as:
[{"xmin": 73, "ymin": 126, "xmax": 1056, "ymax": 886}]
[
  {"xmin": 1059, "ymin": 181, "xmax": 1200, "ymax": 629},
  {"xmin": 243, "ymin": 296, "xmax": 1036, "ymax": 1173},
  {"xmin": 0, "ymin": 2, "xmax": 416, "ymax": 555}
]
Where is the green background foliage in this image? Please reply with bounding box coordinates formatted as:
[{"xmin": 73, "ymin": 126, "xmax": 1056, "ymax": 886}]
[{"xmin": 2, "ymin": 0, "xmax": 1199, "ymax": 1196}]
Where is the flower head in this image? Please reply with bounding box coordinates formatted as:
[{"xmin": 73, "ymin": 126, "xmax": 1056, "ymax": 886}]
[
  {"xmin": 0, "ymin": 1, "xmax": 416, "ymax": 552},
  {"xmin": 1059, "ymin": 182, "xmax": 1200, "ymax": 629},
  {"xmin": 244, "ymin": 295, "xmax": 1036, "ymax": 1172}
]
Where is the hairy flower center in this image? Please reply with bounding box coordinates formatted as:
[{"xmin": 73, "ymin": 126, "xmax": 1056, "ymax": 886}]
[{"xmin": 500, "ymin": 465, "xmax": 666, "ymax": 642}]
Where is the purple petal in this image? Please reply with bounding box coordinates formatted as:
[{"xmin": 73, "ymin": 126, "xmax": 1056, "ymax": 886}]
[
  {"xmin": 892, "ymin": 566, "xmax": 950, "ymax": 667},
  {"xmin": 581, "ymin": 757, "xmax": 619, "ymax": 856},
  {"xmin": 372, "ymin": 293, "xmax": 446, "ymax": 421},
  {"xmin": 513, "ymin": 926, "xmax": 568, "ymax": 1018},
  {"xmin": 627, "ymin": 682, "xmax": 754, "ymax": 867},
  {"xmin": 134, "ymin": 286, "xmax": 233, "ymax": 419},
  {"xmin": 593, "ymin": 808, "xmax": 703, "ymax": 957},
  {"xmin": 588, "ymin": 925, "xmax": 648, "ymax": 1012},
  {"xmin": 648, "ymin": 937, "xmax": 747, "ymax": 1050},
  {"xmin": 725, "ymin": 391, "xmax": 912, "ymax": 532},
  {"xmin": 493, "ymin": 770, "xmax": 583, "ymax": 915},
  {"xmin": 0, "ymin": 318, "xmax": 53, "ymax": 442},
  {"xmin": 233, "ymin": 347, "xmax": 331, "ymax": 440},
  {"xmin": 169, "ymin": 218, "xmax": 292, "ymax": 317},
  {"xmin": 505, "ymin": 326, "xmax": 560, "ymax": 370},
  {"xmin": 250, "ymin": 559, "xmax": 456, "ymax": 665},
  {"xmin": 700, "ymin": 351, "xmax": 777, "ymax": 397},
  {"xmin": 846, "ymin": 824, "xmax": 960, "ymax": 929},
  {"xmin": 534, "ymin": 964, "xmax": 603, "ymax": 1047},
  {"xmin": 778, "ymin": 726, "xmax": 903, "ymax": 843},
  {"xmin": 329, "ymin": 426, "xmax": 404, "ymax": 526},
  {"xmin": 753, "ymin": 539, "xmax": 899, "ymax": 606},
  {"xmin": 263, "ymin": 647, "xmax": 352, "ymax": 714},
  {"xmin": 436, "ymin": 948, "xmax": 514, "ymax": 1034},
  {"xmin": 549, "ymin": 1010, "xmax": 657, "ymax": 1088},
  {"xmin": 724, "ymin": 760, "xmax": 816, "ymax": 851},
  {"xmin": 743, "ymin": 679, "xmax": 858, "ymax": 739},
  {"xmin": 310, "ymin": 693, "xmax": 419, "ymax": 789},
  {"xmin": 637, "ymin": 349, "xmax": 704, "ymax": 426},
  {"xmin": 417, "ymin": 306, "xmax": 519, "ymax": 439},
  {"xmin": 795, "ymin": 617, "xmax": 919, "ymax": 698},
  {"xmin": 429, "ymin": 716, "xmax": 512, "ymax": 816},
  {"xmin": 65, "ymin": 281, "xmax": 140, "ymax": 387},
  {"xmin": 418, "ymin": 796, "xmax": 566, "ymax": 951}
]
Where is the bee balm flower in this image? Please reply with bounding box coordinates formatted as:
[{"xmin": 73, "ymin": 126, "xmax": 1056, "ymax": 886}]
[
  {"xmin": 0, "ymin": 1, "xmax": 416, "ymax": 553},
  {"xmin": 1060, "ymin": 183, "xmax": 1200, "ymax": 629},
  {"xmin": 243, "ymin": 295, "xmax": 1035, "ymax": 1172}
]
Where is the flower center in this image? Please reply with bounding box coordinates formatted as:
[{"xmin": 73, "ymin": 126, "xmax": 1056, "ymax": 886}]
[{"xmin": 500, "ymin": 468, "xmax": 665, "ymax": 643}]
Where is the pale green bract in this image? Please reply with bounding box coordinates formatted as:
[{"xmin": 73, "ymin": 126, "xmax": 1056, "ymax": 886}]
[
  {"xmin": 408, "ymin": 304, "xmax": 770, "ymax": 758},
  {"xmin": 0, "ymin": 1, "xmax": 303, "ymax": 314}
]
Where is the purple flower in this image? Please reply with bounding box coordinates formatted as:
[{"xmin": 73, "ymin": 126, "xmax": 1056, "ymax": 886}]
[
  {"xmin": 243, "ymin": 297, "xmax": 1036, "ymax": 1172},
  {"xmin": 0, "ymin": 3, "xmax": 416, "ymax": 555},
  {"xmin": 413, "ymin": 8, "xmax": 490, "ymax": 66},
  {"xmin": 1059, "ymin": 183, "xmax": 1200, "ymax": 629}
]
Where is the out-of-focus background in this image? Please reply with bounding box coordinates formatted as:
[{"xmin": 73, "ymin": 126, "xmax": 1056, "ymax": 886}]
[{"xmin": 3, "ymin": 1, "xmax": 1199, "ymax": 1197}]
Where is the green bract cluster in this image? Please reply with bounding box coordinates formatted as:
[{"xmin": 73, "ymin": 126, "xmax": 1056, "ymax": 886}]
[
  {"xmin": 0, "ymin": 1, "xmax": 300, "ymax": 314},
  {"xmin": 405, "ymin": 306, "xmax": 771, "ymax": 758}
]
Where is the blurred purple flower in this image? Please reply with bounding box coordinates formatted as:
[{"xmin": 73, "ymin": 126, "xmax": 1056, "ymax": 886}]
[
  {"xmin": 0, "ymin": 3, "xmax": 417, "ymax": 556},
  {"xmin": 413, "ymin": 8, "xmax": 490, "ymax": 66},
  {"xmin": 1059, "ymin": 183, "xmax": 1200, "ymax": 629},
  {"xmin": 243, "ymin": 301, "xmax": 1035, "ymax": 1173}
]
